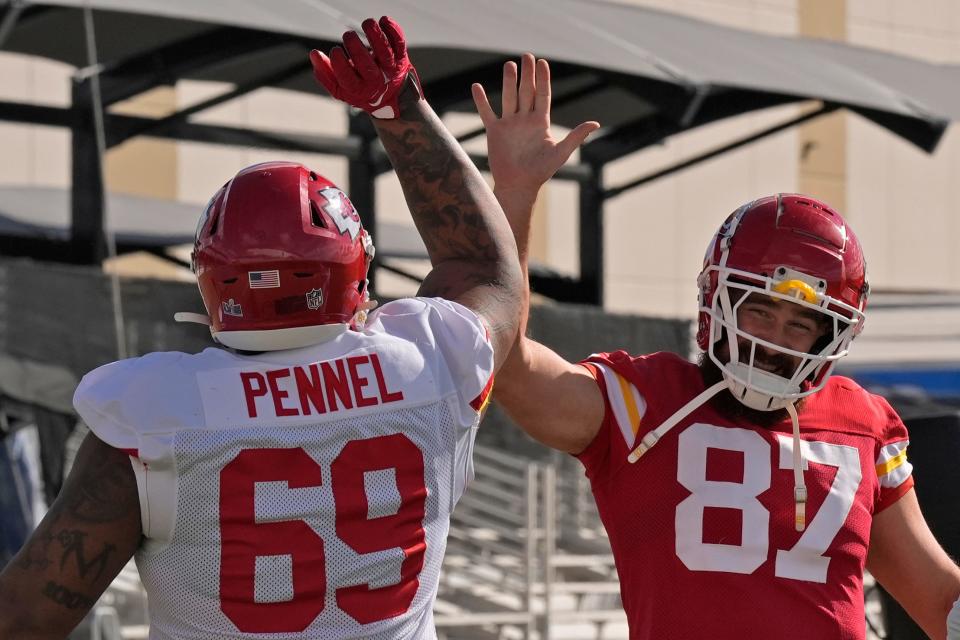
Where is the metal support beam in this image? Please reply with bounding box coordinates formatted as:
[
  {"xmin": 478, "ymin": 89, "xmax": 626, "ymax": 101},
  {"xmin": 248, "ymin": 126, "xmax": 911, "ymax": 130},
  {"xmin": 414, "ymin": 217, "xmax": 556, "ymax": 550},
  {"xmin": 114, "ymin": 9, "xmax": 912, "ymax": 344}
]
[
  {"xmin": 604, "ymin": 103, "xmax": 839, "ymax": 199},
  {"xmin": 0, "ymin": 0, "xmax": 26, "ymax": 49},
  {"xmin": 94, "ymin": 27, "xmax": 289, "ymax": 107},
  {"xmin": 582, "ymin": 113, "xmax": 680, "ymax": 165},
  {"xmin": 576, "ymin": 153, "xmax": 605, "ymax": 306},
  {"xmin": 109, "ymin": 59, "xmax": 310, "ymax": 147},
  {"xmin": 107, "ymin": 112, "xmax": 363, "ymax": 156},
  {"xmin": 69, "ymin": 76, "xmax": 105, "ymax": 264},
  {"xmin": 349, "ymin": 113, "xmax": 379, "ymax": 292},
  {"xmin": 528, "ymin": 272, "xmax": 585, "ymax": 303},
  {"xmin": 377, "ymin": 261, "xmax": 424, "ymax": 285},
  {"xmin": 0, "ymin": 100, "xmax": 71, "ymax": 127},
  {"xmin": 427, "ymin": 61, "xmax": 511, "ymax": 116}
]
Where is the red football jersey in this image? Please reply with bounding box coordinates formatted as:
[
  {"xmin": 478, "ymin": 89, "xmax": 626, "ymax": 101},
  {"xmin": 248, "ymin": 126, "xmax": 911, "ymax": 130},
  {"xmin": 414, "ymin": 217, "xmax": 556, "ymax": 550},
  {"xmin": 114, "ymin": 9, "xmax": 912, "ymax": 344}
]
[{"xmin": 578, "ymin": 351, "xmax": 914, "ymax": 640}]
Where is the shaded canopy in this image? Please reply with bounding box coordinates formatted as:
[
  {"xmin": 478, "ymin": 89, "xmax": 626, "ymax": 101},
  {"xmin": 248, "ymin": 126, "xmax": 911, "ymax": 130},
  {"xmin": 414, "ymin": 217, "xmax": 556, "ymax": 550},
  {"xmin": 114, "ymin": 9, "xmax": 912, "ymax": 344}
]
[{"xmin": 5, "ymin": 0, "xmax": 955, "ymax": 148}]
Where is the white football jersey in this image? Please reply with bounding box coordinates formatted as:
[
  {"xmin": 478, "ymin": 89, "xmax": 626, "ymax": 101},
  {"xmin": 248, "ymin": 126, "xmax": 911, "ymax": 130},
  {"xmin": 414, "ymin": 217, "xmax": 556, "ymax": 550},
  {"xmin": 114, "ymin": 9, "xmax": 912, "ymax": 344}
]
[{"xmin": 73, "ymin": 297, "xmax": 494, "ymax": 640}]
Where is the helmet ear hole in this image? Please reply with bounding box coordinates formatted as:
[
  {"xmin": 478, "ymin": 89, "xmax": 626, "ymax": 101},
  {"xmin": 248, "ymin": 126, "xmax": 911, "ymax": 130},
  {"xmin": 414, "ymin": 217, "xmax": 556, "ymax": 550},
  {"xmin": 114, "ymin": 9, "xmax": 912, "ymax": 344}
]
[
  {"xmin": 207, "ymin": 212, "xmax": 220, "ymax": 236},
  {"xmin": 310, "ymin": 201, "xmax": 326, "ymax": 228}
]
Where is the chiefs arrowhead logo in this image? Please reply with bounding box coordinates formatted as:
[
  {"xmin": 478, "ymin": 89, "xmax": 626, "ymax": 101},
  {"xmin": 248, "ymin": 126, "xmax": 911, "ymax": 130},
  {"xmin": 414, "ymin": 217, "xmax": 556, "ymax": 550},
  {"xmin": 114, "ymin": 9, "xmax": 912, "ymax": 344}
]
[{"xmin": 317, "ymin": 187, "xmax": 362, "ymax": 241}]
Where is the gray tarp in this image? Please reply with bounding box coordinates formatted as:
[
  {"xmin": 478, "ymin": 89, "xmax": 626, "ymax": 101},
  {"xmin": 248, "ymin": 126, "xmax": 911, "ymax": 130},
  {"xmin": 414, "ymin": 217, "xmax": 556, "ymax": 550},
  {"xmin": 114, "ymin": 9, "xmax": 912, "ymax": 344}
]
[{"xmin": 0, "ymin": 353, "xmax": 77, "ymax": 414}]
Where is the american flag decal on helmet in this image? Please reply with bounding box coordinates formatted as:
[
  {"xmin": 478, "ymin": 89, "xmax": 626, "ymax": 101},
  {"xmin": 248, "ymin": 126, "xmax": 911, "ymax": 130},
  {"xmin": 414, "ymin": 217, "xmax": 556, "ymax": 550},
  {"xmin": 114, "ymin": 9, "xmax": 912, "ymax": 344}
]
[{"xmin": 248, "ymin": 270, "xmax": 280, "ymax": 289}]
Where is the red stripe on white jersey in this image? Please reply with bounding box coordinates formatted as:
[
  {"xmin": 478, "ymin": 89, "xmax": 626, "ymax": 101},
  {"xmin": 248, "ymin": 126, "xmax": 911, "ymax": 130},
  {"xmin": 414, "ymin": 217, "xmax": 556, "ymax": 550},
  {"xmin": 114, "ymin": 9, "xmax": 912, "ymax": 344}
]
[{"xmin": 470, "ymin": 374, "xmax": 494, "ymax": 412}]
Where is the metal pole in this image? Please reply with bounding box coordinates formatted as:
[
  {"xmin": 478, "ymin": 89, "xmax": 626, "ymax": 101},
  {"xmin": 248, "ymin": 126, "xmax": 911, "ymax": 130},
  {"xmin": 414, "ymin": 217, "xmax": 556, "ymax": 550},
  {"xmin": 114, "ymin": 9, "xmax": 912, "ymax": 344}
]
[
  {"xmin": 348, "ymin": 112, "xmax": 378, "ymax": 293},
  {"xmin": 542, "ymin": 464, "xmax": 557, "ymax": 640},
  {"xmin": 578, "ymin": 154, "xmax": 605, "ymax": 306},
  {"xmin": 0, "ymin": 0, "xmax": 25, "ymax": 50},
  {"xmin": 69, "ymin": 75, "xmax": 106, "ymax": 265},
  {"xmin": 525, "ymin": 464, "xmax": 538, "ymax": 640}
]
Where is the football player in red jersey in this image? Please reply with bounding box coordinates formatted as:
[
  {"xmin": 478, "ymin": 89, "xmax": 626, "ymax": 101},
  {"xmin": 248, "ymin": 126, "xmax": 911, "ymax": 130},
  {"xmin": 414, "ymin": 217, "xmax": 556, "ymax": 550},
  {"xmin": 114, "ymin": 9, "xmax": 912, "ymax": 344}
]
[
  {"xmin": 474, "ymin": 53, "xmax": 960, "ymax": 639},
  {"xmin": 0, "ymin": 18, "xmax": 522, "ymax": 639}
]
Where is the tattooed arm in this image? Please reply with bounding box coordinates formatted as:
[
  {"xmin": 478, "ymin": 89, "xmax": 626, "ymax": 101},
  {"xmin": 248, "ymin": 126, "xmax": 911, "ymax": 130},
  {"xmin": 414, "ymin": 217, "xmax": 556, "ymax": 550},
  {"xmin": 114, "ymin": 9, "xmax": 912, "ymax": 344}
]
[
  {"xmin": 373, "ymin": 80, "xmax": 523, "ymax": 370},
  {"xmin": 310, "ymin": 17, "xmax": 522, "ymax": 372},
  {"xmin": 0, "ymin": 432, "xmax": 141, "ymax": 639}
]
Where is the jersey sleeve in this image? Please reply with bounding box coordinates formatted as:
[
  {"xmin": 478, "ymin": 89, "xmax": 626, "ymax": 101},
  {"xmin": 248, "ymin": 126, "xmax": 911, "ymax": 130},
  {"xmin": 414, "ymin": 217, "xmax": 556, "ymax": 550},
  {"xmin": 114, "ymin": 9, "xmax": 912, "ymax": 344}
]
[
  {"xmin": 73, "ymin": 351, "xmax": 207, "ymax": 544},
  {"xmin": 73, "ymin": 356, "xmax": 161, "ymax": 540},
  {"xmin": 73, "ymin": 357, "xmax": 142, "ymax": 453},
  {"xmin": 873, "ymin": 395, "xmax": 914, "ymax": 512},
  {"xmin": 575, "ymin": 351, "xmax": 649, "ymax": 476},
  {"xmin": 371, "ymin": 297, "xmax": 494, "ymax": 428}
]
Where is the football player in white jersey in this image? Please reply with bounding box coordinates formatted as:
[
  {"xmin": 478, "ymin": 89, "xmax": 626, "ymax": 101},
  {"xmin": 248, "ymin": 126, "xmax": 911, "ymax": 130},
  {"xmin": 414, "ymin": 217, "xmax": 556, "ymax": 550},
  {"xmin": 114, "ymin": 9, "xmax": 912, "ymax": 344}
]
[{"xmin": 0, "ymin": 17, "xmax": 522, "ymax": 640}]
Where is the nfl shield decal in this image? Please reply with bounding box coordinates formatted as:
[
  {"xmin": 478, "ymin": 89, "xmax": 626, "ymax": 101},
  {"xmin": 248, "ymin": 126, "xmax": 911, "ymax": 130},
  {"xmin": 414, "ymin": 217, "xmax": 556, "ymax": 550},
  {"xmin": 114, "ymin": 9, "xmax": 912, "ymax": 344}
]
[{"xmin": 306, "ymin": 288, "xmax": 323, "ymax": 310}]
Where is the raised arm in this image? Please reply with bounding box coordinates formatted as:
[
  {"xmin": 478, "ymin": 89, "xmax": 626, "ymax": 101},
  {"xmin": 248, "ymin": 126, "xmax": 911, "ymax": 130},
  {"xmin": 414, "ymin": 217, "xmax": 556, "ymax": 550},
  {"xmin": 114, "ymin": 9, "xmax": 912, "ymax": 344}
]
[
  {"xmin": 472, "ymin": 54, "xmax": 604, "ymax": 454},
  {"xmin": 0, "ymin": 432, "xmax": 142, "ymax": 639},
  {"xmin": 310, "ymin": 17, "xmax": 522, "ymax": 372}
]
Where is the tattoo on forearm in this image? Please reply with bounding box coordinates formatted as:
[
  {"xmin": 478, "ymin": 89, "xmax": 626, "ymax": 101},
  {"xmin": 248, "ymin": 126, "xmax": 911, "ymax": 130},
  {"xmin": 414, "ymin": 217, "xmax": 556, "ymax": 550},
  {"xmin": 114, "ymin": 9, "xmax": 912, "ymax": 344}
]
[
  {"xmin": 57, "ymin": 531, "xmax": 116, "ymax": 582},
  {"xmin": 16, "ymin": 513, "xmax": 118, "ymax": 583},
  {"xmin": 14, "ymin": 436, "xmax": 139, "ymax": 585},
  {"xmin": 376, "ymin": 76, "xmax": 521, "ymax": 354},
  {"xmin": 42, "ymin": 581, "xmax": 96, "ymax": 611},
  {"xmin": 376, "ymin": 92, "xmax": 499, "ymax": 266}
]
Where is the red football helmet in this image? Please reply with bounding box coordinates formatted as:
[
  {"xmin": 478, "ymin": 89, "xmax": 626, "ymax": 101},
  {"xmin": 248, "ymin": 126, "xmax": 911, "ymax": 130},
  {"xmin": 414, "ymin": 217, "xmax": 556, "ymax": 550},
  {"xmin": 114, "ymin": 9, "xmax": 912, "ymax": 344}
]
[
  {"xmin": 181, "ymin": 161, "xmax": 374, "ymax": 351},
  {"xmin": 697, "ymin": 194, "xmax": 868, "ymax": 410}
]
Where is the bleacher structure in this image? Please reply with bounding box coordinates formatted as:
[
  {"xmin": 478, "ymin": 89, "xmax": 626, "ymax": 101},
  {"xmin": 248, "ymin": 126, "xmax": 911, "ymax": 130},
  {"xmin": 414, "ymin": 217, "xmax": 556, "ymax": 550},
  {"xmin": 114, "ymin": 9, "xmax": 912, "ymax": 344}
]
[{"xmin": 435, "ymin": 445, "xmax": 626, "ymax": 640}]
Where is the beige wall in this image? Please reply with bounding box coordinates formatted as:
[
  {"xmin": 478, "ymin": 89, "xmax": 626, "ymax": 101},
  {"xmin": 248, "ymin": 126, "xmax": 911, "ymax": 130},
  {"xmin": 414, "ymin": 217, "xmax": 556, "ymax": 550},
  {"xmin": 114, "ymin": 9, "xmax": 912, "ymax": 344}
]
[
  {"xmin": 0, "ymin": 53, "xmax": 71, "ymax": 188},
  {"xmin": 846, "ymin": 0, "xmax": 960, "ymax": 293},
  {"xmin": 107, "ymin": 87, "xmax": 179, "ymax": 199}
]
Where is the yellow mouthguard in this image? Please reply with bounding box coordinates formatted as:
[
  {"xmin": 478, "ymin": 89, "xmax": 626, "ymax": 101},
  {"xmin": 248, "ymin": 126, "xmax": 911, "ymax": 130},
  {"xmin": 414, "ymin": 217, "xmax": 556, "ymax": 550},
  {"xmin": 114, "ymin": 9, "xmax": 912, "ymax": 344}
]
[{"xmin": 772, "ymin": 279, "xmax": 819, "ymax": 303}]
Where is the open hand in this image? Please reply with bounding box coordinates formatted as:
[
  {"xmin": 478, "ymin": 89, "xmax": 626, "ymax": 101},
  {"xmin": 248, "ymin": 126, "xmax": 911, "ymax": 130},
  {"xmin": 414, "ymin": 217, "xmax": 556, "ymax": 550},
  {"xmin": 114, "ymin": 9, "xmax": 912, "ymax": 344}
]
[{"xmin": 472, "ymin": 54, "xmax": 599, "ymax": 197}]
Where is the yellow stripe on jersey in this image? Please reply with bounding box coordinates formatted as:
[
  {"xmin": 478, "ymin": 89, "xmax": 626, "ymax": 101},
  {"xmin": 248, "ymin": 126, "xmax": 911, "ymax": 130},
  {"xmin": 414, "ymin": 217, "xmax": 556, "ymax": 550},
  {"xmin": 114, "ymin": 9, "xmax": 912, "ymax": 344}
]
[
  {"xmin": 876, "ymin": 448, "xmax": 907, "ymax": 477},
  {"xmin": 875, "ymin": 440, "xmax": 912, "ymax": 489},
  {"xmin": 616, "ymin": 372, "xmax": 642, "ymax": 436},
  {"xmin": 590, "ymin": 361, "xmax": 647, "ymax": 448}
]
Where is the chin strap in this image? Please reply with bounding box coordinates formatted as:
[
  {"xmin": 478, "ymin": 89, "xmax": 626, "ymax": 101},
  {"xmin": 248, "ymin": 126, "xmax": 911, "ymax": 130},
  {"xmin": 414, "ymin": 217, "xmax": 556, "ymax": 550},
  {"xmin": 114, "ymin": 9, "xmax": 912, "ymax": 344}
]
[
  {"xmin": 173, "ymin": 312, "xmax": 211, "ymax": 326},
  {"xmin": 627, "ymin": 381, "xmax": 727, "ymax": 463},
  {"xmin": 351, "ymin": 298, "xmax": 380, "ymax": 330},
  {"xmin": 785, "ymin": 401, "xmax": 807, "ymax": 532}
]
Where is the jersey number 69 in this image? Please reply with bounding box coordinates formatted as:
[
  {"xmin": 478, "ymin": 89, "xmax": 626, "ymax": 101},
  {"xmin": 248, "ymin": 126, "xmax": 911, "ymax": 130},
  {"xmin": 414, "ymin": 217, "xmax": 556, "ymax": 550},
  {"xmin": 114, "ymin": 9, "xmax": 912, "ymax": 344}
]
[{"xmin": 218, "ymin": 434, "xmax": 426, "ymax": 632}]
